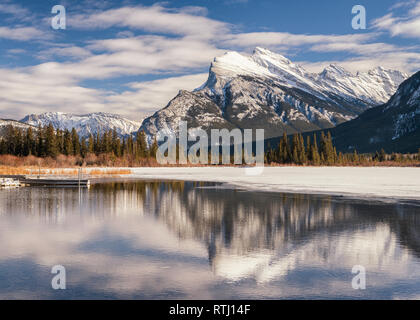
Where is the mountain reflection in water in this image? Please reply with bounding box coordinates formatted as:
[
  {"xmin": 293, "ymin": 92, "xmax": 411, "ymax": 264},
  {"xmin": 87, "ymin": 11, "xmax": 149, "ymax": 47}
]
[{"xmin": 0, "ymin": 180, "xmax": 419, "ymax": 299}]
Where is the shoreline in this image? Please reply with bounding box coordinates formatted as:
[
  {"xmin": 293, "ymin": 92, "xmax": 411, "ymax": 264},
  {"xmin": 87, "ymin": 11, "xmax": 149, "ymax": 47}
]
[
  {"xmin": 126, "ymin": 167, "xmax": 420, "ymax": 203},
  {"xmin": 1, "ymin": 166, "xmax": 420, "ymax": 202}
]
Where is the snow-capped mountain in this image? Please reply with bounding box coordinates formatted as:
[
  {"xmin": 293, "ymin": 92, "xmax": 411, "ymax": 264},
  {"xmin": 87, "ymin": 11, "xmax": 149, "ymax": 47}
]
[
  {"xmin": 140, "ymin": 47, "xmax": 408, "ymax": 140},
  {"xmin": 20, "ymin": 112, "xmax": 143, "ymax": 138},
  {"xmin": 330, "ymin": 70, "xmax": 420, "ymax": 153}
]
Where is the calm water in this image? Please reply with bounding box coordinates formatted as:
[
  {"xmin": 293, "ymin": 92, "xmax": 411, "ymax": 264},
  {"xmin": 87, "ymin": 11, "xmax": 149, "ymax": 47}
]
[{"xmin": 0, "ymin": 179, "xmax": 420, "ymax": 299}]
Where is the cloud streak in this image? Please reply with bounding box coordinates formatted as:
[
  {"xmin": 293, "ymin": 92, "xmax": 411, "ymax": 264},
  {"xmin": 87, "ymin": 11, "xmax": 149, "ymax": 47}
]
[
  {"xmin": 0, "ymin": 2, "xmax": 419, "ymax": 120},
  {"xmin": 373, "ymin": 2, "xmax": 420, "ymax": 38},
  {"xmin": 0, "ymin": 26, "xmax": 49, "ymax": 41},
  {"xmin": 70, "ymin": 5, "xmax": 229, "ymax": 39}
]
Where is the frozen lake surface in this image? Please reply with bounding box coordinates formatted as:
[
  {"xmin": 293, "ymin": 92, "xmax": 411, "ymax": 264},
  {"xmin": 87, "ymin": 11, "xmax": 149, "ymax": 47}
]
[
  {"xmin": 129, "ymin": 167, "xmax": 420, "ymax": 201},
  {"xmin": 0, "ymin": 179, "xmax": 420, "ymax": 299}
]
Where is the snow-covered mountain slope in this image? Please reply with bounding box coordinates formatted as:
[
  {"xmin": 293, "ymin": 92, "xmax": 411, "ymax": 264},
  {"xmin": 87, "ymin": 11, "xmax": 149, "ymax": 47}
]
[
  {"xmin": 330, "ymin": 70, "xmax": 420, "ymax": 153},
  {"xmin": 20, "ymin": 112, "xmax": 143, "ymax": 138},
  {"xmin": 0, "ymin": 119, "xmax": 35, "ymax": 137},
  {"xmin": 206, "ymin": 47, "xmax": 405, "ymax": 105},
  {"xmin": 141, "ymin": 47, "xmax": 408, "ymax": 140}
]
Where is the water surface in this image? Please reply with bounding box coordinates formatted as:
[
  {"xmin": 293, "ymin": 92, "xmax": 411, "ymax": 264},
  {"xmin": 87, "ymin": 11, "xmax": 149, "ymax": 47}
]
[{"xmin": 0, "ymin": 179, "xmax": 420, "ymax": 299}]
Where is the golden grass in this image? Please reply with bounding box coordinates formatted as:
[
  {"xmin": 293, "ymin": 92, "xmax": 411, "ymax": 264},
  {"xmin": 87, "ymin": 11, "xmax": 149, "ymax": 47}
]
[
  {"xmin": 87, "ymin": 169, "xmax": 132, "ymax": 176},
  {"xmin": 0, "ymin": 166, "xmax": 132, "ymax": 176},
  {"xmin": 0, "ymin": 166, "xmax": 31, "ymax": 175}
]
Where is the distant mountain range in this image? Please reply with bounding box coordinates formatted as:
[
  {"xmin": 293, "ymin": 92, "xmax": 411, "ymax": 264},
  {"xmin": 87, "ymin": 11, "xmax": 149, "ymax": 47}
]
[
  {"xmin": 329, "ymin": 71, "xmax": 420, "ymax": 153},
  {"xmin": 20, "ymin": 112, "xmax": 143, "ymax": 138},
  {"xmin": 1, "ymin": 48, "xmax": 418, "ymax": 154},
  {"xmin": 139, "ymin": 47, "xmax": 408, "ymax": 140}
]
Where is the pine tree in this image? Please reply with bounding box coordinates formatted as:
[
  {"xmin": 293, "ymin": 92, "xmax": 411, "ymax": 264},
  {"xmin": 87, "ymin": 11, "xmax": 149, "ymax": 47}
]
[
  {"xmin": 277, "ymin": 137, "xmax": 284, "ymax": 163},
  {"xmin": 87, "ymin": 134, "xmax": 94, "ymax": 154},
  {"xmin": 36, "ymin": 125, "xmax": 45, "ymax": 157},
  {"xmin": 111, "ymin": 128, "xmax": 119, "ymax": 156},
  {"xmin": 56, "ymin": 128, "xmax": 63, "ymax": 154},
  {"xmin": 379, "ymin": 148, "xmax": 386, "ymax": 162},
  {"xmin": 320, "ymin": 132, "xmax": 328, "ymax": 164},
  {"xmin": 127, "ymin": 135, "xmax": 134, "ymax": 156},
  {"xmin": 101, "ymin": 130, "xmax": 112, "ymax": 154},
  {"xmin": 320, "ymin": 132, "xmax": 336, "ymax": 165},
  {"xmin": 94, "ymin": 132, "xmax": 100, "ymax": 154},
  {"xmin": 63, "ymin": 129, "xmax": 72, "ymax": 156},
  {"xmin": 121, "ymin": 137, "xmax": 126, "ymax": 156},
  {"xmin": 311, "ymin": 134, "xmax": 321, "ymax": 165},
  {"xmin": 352, "ymin": 149, "xmax": 359, "ymax": 163},
  {"xmin": 0, "ymin": 139, "xmax": 6, "ymax": 154},
  {"xmin": 136, "ymin": 130, "xmax": 148, "ymax": 158},
  {"xmin": 338, "ymin": 152, "xmax": 344, "ymax": 165},
  {"xmin": 291, "ymin": 134, "xmax": 300, "ymax": 164},
  {"xmin": 114, "ymin": 134, "xmax": 121, "ymax": 157},
  {"xmin": 13, "ymin": 128, "xmax": 24, "ymax": 156},
  {"xmin": 306, "ymin": 135, "xmax": 312, "ymax": 163},
  {"xmin": 149, "ymin": 138, "xmax": 158, "ymax": 158},
  {"xmin": 45, "ymin": 123, "xmax": 58, "ymax": 158},
  {"xmin": 5, "ymin": 125, "xmax": 15, "ymax": 155},
  {"xmin": 71, "ymin": 128, "xmax": 80, "ymax": 156},
  {"xmin": 278, "ymin": 132, "xmax": 291, "ymax": 163},
  {"xmin": 298, "ymin": 134, "xmax": 307, "ymax": 164},
  {"xmin": 333, "ymin": 146, "xmax": 338, "ymax": 163},
  {"xmin": 23, "ymin": 127, "xmax": 34, "ymax": 156},
  {"xmin": 80, "ymin": 138, "xmax": 87, "ymax": 157}
]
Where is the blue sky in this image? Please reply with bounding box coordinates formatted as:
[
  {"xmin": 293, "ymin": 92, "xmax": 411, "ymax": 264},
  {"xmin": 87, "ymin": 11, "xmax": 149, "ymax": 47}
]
[{"xmin": 0, "ymin": 0, "xmax": 419, "ymax": 120}]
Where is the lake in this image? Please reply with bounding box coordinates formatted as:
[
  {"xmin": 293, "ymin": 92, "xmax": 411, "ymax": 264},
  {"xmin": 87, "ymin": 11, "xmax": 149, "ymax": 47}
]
[{"xmin": 0, "ymin": 179, "xmax": 420, "ymax": 299}]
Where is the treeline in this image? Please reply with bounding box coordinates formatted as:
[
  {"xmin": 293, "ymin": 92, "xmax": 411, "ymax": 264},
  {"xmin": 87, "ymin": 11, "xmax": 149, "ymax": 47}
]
[
  {"xmin": 0, "ymin": 124, "xmax": 158, "ymax": 160},
  {"xmin": 265, "ymin": 132, "xmax": 420, "ymax": 165},
  {"xmin": 0, "ymin": 124, "xmax": 419, "ymax": 167}
]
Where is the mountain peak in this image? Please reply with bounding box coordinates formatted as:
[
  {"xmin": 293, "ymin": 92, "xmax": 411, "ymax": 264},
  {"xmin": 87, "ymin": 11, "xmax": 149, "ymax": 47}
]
[
  {"xmin": 209, "ymin": 50, "xmax": 272, "ymax": 79},
  {"xmin": 252, "ymin": 47, "xmax": 292, "ymax": 64},
  {"xmin": 253, "ymin": 46, "xmax": 270, "ymax": 54},
  {"xmin": 209, "ymin": 48, "xmax": 295, "ymax": 80},
  {"xmin": 199, "ymin": 48, "xmax": 408, "ymax": 110},
  {"xmin": 321, "ymin": 64, "xmax": 352, "ymax": 77}
]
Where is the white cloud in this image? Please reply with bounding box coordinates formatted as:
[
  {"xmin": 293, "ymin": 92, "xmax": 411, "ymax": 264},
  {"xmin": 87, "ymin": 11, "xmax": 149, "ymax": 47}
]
[
  {"xmin": 0, "ymin": 26, "xmax": 48, "ymax": 41},
  {"xmin": 106, "ymin": 73, "xmax": 209, "ymax": 117},
  {"xmin": 373, "ymin": 2, "xmax": 420, "ymax": 38},
  {"xmin": 0, "ymin": 67, "xmax": 107, "ymax": 119},
  {"xmin": 19, "ymin": 36, "xmax": 223, "ymax": 87},
  {"xmin": 70, "ymin": 5, "xmax": 229, "ymax": 39},
  {"xmin": 0, "ymin": 67, "xmax": 208, "ymax": 120},
  {"xmin": 0, "ymin": 2, "xmax": 419, "ymax": 121},
  {"xmin": 221, "ymin": 32, "xmax": 375, "ymax": 48},
  {"xmin": 309, "ymin": 41, "xmax": 413, "ymax": 56},
  {"xmin": 0, "ymin": 2, "xmax": 31, "ymax": 20},
  {"xmin": 37, "ymin": 46, "xmax": 92, "ymax": 60}
]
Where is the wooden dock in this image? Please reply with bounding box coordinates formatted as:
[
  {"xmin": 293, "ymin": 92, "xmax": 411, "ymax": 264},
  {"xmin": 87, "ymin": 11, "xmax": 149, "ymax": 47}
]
[
  {"xmin": 0, "ymin": 175, "xmax": 26, "ymax": 180},
  {"xmin": 20, "ymin": 178, "xmax": 90, "ymax": 187}
]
